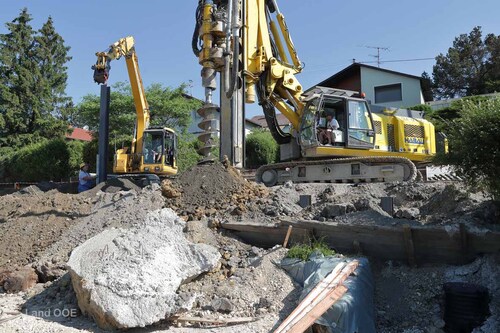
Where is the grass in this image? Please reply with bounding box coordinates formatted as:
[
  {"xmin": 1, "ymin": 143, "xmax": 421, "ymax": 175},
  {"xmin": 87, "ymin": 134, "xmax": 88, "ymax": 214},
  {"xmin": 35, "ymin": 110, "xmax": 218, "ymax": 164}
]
[{"xmin": 286, "ymin": 239, "xmax": 335, "ymax": 261}]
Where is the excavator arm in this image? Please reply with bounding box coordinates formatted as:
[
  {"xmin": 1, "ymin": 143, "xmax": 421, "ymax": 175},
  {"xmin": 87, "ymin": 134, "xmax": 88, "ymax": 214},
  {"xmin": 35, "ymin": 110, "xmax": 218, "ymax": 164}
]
[
  {"xmin": 92, "ymin": 36, "xmax": 150, "ymax": 155},
  {"xmin": 195, "ymin": 0, "xmax": 305, "ymax": 145}
]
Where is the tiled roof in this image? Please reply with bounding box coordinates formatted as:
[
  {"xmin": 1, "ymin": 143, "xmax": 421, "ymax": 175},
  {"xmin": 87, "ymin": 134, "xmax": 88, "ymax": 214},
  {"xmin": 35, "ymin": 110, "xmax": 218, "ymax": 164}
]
[{"xmin": 66, "ymin": 127, "xmax": 93, "ymax": 142}]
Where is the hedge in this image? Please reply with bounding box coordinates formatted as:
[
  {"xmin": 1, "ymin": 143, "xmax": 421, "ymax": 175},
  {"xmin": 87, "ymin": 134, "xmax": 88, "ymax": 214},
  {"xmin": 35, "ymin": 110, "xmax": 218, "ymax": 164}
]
[{"xmin": 245, "ymin": 130, "xmax": 279, "ymax": 168}]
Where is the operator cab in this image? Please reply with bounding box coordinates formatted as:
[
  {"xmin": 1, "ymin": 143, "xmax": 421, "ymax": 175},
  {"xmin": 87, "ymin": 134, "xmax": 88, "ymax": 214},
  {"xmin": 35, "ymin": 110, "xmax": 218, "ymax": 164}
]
[
  {"xmin": 142, "ymin": 128, "xmax": 177, "ymax": 169},
  {"xmin": 300, "ymin": 87, "xmax": 375, "ymax": 150}
]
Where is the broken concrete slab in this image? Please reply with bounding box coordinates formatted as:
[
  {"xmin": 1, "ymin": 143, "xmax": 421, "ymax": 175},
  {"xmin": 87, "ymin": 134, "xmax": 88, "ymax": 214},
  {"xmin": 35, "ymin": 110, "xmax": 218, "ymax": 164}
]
[
  {"xmin": 321, "ymin": 203, "xmax": 356, "ymax": 218},
  {"xmin": 67, "ymin": 208, "xmax": 221, "ymax": 330}
]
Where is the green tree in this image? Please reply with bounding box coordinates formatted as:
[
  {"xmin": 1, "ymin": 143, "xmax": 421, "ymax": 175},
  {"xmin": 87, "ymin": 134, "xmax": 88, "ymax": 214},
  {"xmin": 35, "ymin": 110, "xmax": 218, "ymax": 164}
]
[
  {"xmin": 432, "ymin": 27, "xmax": 500, "ymax": 99},
  {"xmin": 177, "ymin": 133, "xmax": 202, "ymax": 172},
  {"xmin": 420, "ymin": 71, "xmax": 433, "ymax": 102},
  {"xmin": 148, "ymin": 83, "xmax": 199, "ymax": 129},
  {"xmin": 74, "ymin": 82, "xmax": 199, "ymax": 146},
  {"xmin": 75, "ymin": 82, "xmax": 202, "ymax": 168},
  {"xmin": 35, "ymin": 16, "xmax": 72, "ymax": 118},
  {"xmin": 75, "ymin": 82, "xmax": 136, "ymax": 146},
  {"xmin": 440, "ymin": 98, "xmax": 500, "ymax": 199},
  {"xmin": 0, "ymin": 9, "xmax": 70, "ymax": 148}
]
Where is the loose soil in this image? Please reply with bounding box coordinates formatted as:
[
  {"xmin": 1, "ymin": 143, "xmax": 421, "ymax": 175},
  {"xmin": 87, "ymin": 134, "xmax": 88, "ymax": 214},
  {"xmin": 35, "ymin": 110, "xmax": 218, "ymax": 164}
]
[{"xmin": 0, "ymin": 162, "xmax": 498, "ymax": 332}]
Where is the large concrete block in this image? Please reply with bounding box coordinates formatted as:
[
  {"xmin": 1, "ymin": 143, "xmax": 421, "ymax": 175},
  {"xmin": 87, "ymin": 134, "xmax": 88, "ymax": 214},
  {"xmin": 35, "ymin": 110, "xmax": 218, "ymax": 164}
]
[{"xmin": 67, "ymin": 208, "xmax": 221, "ymax": 330}]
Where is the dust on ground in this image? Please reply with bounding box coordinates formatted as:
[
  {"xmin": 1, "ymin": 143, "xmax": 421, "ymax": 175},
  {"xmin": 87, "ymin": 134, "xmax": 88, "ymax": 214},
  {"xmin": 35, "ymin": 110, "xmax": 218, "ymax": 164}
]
[{"xmin": 0, "ymin": 161, "xmax": 499, "ymax": 332}]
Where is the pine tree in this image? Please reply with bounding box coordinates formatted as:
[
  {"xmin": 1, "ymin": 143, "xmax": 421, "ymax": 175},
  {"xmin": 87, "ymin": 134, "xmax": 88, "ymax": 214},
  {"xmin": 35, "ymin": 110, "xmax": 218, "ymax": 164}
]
[
  {"xmin": 420, "ymin": 71, "xmax": 433, "ymax": 102},
  {"xmin": 0, "ymin": 9, "xmax": 70, "ymax": 148},
  {"xmin": 0, "ymin": 8, "xmax": 40, "ymax": 146},
  {"xmin": 432, "ymin": 27, "xmax": 500, "ymax": 99},
  {"xmin": 35, "ymin": 16, "xmax": 72, "ymax": 119}
]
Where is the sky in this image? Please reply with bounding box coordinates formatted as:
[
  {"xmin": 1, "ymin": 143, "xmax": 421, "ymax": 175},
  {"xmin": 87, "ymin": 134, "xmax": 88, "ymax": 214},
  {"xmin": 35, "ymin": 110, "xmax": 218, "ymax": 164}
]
[{"xmin": 1, "ymin": 0, "xmax": 499, "ymax": 118}]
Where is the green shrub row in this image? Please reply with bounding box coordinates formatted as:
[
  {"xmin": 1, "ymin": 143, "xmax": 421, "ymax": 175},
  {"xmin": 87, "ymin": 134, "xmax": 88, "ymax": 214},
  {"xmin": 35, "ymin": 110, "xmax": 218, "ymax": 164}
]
[{"xmin": 1, "ymin": 139, "xmax": 85, "ymax": 182}]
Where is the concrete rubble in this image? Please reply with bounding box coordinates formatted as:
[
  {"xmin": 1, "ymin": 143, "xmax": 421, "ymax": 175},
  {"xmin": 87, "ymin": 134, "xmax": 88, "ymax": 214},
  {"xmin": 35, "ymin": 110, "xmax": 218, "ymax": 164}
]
[{"xmin": 67, "ymin": 208, "xmax": 221, "ymax": 329}]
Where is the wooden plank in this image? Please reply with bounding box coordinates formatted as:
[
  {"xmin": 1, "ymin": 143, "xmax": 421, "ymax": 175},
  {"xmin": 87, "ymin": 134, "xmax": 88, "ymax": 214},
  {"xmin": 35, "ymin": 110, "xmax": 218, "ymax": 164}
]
[
  {"xmin": 273, "ymin": 263, "xmax": 347, "ymax": 333},
  {"xmin": 459, "ymin": 223, "xmax": 468, "ymax": 256},
  {"xmin": 273, "ymin": 261, "xmax": 359, "ymax": 333},
  {"xmin": 352, "ymin": 240, "xmax": 362, "ymax": 255},
  {"xmin": 171, "ymin": 316, "xmax": 256, "ymax": 326},
  {"xmin": 410, "ymin": 227, "xmax": 464, "ymax": 264},
  {"xmin": 283, "ymin": 226, "xmax": 293, "ymax": 248},
  {"xmin": 224, "ymin": 219, "xmax": 500, "ymax": 265},
  {"xmin": 403, "ymin": 225, "xmax": 416, "ymax": 267},
  {"xmin": 222, "ymin": 223, "xmax": 310, "ymax": 248},
  {"xmin": 468, "ymin": 231, "xmax": 500, "ymax": 253}
]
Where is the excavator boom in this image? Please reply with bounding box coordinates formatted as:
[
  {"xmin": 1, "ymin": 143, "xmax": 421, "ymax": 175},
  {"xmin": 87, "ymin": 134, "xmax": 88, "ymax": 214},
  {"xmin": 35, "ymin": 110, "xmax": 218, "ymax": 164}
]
[{"xmin": 92, "ymin": 37, "xmax": 177, "ymax": 177}]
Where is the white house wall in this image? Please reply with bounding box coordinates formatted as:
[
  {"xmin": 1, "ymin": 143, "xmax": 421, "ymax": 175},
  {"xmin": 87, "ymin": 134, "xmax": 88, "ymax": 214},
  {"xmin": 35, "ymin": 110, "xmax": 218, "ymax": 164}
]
[{"xmin": 361, "ymin": 67, "xmax": 424, "ymax": 108}]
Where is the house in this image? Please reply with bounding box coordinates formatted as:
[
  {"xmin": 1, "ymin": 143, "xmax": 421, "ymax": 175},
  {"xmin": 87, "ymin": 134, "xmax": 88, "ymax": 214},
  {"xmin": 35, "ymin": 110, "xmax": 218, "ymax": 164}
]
[
  {"xmin": 315, "ymin": 63, "xmax": 424, "ymax": 108},
  {"xmin": 65, "ymin": 127, "xmax": 93, "ymax": 142}
]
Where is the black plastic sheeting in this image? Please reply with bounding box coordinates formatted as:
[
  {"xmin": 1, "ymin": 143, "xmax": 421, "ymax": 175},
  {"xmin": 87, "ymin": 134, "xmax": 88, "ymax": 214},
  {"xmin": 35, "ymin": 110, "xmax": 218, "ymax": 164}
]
[{"xmin": 280, "ymin": 254, "xmax": 376, "ymax": 333}]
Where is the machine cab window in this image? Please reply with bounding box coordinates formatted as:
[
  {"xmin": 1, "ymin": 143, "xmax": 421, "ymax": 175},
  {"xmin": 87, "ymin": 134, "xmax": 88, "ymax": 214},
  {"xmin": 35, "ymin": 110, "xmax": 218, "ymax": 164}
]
[
  {"xmin": 316, "ymin": 97, "xmax": 345, "ymax": 146},
  {"xmin": 143, "ymin": 130, "xmax": 177, "ymax": 166},
  {"xmin": 300, "ymin": 96, "xmax": 346, "ymax": 147},
  {"xmin": 299, "ymin": 98, "xmax": 320, "ymax": 147},
  {"xmin": 143, "ymin": 132, "xmax": 163, "ymax": 164},
  {"xmin": 163, "ymin": 132, "xmax": 176, "ymax": 166},
  {"xmin": 347, "ymin": 100, "xmax": 375, "ymax": 148}
]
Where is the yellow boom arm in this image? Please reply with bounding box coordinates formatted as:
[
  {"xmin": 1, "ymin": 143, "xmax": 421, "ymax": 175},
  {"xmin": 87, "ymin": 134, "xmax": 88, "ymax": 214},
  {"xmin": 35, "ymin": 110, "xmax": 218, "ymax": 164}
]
[{"xmin": 92, "ymin": 36, "xmax": 150, "ymax": 155}]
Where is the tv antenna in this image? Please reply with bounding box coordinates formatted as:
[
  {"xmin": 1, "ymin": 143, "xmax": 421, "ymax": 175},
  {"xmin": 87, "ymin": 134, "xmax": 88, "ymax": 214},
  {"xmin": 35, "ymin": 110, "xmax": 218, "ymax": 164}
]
[{"xmin": 364, "ymin": 45, "xmax": 390, "ymax": 67}]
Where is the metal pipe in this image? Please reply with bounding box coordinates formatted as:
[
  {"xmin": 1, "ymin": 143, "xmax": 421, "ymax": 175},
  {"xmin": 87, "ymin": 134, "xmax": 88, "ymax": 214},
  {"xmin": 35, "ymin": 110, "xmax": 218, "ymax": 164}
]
[{"xmin": 225, "ymin": 0, "xmax": 240, "ymax": 98}]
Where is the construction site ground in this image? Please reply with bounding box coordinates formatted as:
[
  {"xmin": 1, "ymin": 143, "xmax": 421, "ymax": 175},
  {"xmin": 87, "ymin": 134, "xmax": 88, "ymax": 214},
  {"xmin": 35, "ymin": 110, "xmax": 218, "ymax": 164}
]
[{"xmin": 0, "ymin": 162, "xmax": 499, "ymax": 333}]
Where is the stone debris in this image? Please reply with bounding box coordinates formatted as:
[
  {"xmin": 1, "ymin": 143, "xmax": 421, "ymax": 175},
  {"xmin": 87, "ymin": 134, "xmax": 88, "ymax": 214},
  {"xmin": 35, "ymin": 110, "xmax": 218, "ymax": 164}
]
[{"xmin": 67, "ymin": 209, "xmax": 221, "ymax": 329}]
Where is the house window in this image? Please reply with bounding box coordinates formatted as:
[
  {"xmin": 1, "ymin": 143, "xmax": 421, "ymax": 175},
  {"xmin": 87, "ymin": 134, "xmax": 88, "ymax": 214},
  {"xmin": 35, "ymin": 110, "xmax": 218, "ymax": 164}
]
[{"xmin": 374, "ymin": 83, "xmax": 402, "ymax": 103}]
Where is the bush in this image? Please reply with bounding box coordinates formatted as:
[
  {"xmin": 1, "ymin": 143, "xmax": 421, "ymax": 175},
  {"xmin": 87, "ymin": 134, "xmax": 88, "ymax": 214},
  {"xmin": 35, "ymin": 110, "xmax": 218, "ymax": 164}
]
[
  {"xmin": 406, "ymin": 104, "xmax": 433, "ymax": 113},
  {"xmin": 177, "ymin": 133, "xmax": 202, "ymax": 172},
  {"xmin": 0, "ymin": 139, "xmax": 87, "ymax": 182},
  {"xmin": 67, "ymin": 140, "xmax": 85, "ymax": 175},
  {"xmin": 82, "ymin": 138, "xmax": 119, "ymax": 174},
  {"xmin": 245, "ymin": 130, "xmax": 279, "ymax": 168},
  {"xmin": 5, "ymin": 138, "xmax": 71, "ymax": 182},
  {"xmin": 427, "ymin": 95, "xmax": 493, "ymax": 132},
  {"xmin": 287, "ymin": 239, "xmax": 335, "ymax": 261},
  {"xmin": 441, "ymin": 97, "xmax": 500, "ymax": 199}
]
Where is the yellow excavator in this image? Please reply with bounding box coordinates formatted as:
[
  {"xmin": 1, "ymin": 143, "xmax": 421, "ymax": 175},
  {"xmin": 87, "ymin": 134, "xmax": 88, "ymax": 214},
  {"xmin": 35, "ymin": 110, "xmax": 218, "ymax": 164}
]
[
  {"xmin": 193, "ymin": 0, "xmax": 444, "ymax": 186},
  {"xmin": 92, "ymin": 36, "xmax": 178, "ymax": 178}
]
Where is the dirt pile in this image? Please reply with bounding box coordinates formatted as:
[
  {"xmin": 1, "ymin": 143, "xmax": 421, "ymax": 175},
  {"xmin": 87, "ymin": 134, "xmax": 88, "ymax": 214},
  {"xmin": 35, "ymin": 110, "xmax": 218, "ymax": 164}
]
[
  {"xmin": 167, "ymin": 162, "xmax": 269, "ymax": 220},
  {"xmin": 0, "ymin": 191, "xmax": 95, "ymax": 270},
  {"xmin": 1, "ymin": 172, "xmax": 498, "ymax": 332}
]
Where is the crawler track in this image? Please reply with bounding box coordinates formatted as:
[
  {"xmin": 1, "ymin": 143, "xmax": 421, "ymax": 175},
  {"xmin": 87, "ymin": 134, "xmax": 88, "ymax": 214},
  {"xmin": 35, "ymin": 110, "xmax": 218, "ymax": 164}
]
[{"xmin": 255, "ymin": 156, "xmax": 417, "ymax": 186}]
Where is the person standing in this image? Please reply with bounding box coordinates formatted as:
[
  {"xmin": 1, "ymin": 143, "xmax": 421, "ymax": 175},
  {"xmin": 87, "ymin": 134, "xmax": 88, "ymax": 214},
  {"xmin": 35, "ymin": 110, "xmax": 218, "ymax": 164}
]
[{"xmin": 78, "ymin": 162, "xmax": 96, "ymax": 193}]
